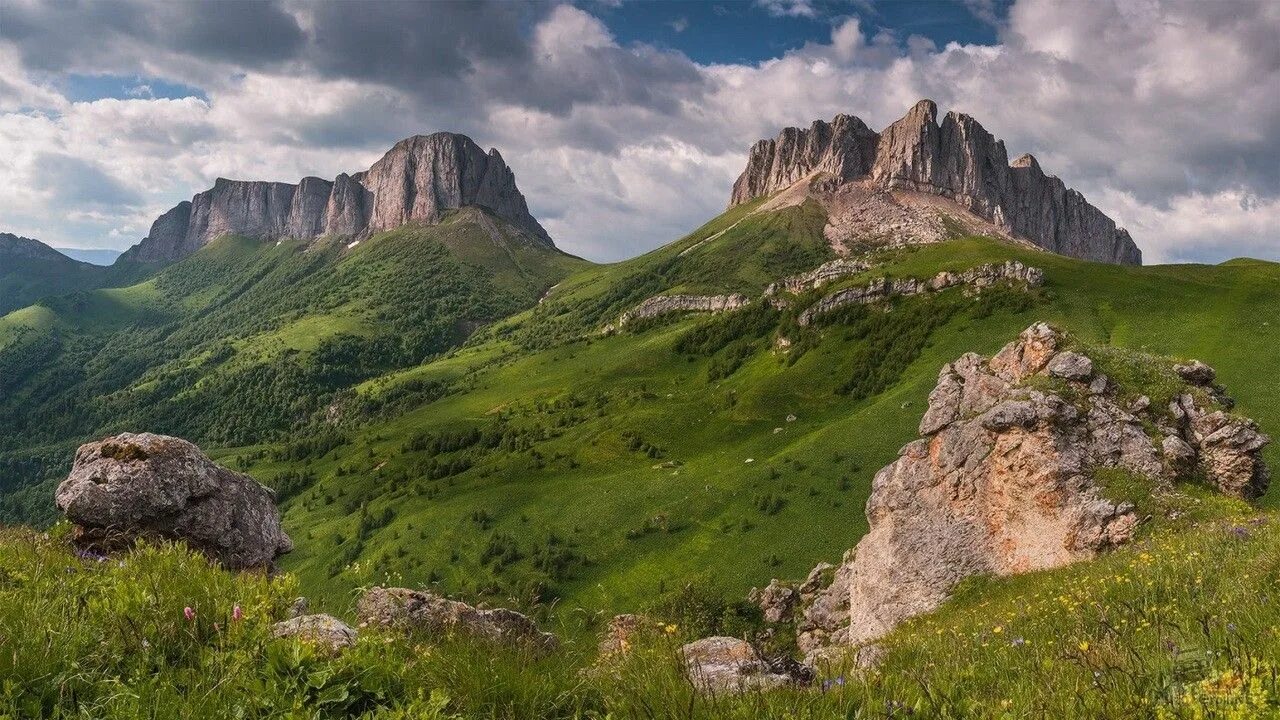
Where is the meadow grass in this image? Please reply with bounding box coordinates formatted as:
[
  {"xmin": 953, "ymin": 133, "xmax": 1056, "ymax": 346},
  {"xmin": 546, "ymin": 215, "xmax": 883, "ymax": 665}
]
[{"xmin": 5, "ymin": 499, "xmax": 1280, "ymax": 718}]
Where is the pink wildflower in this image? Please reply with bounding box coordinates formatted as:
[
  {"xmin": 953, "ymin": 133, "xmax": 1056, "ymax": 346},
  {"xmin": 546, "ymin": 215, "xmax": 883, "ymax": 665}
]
[
  {"xmin": 232, "ymin": 605, "xmax": 243, "ymax": 622},
  {"xmin": 183, "ymin": 606, "xmax": 195, "ymax": 621}
]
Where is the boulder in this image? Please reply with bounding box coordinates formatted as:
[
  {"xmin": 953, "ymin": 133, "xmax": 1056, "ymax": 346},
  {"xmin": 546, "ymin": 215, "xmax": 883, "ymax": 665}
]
[
  {"xmin": 681, "ymin": 637, "xmax": 808, "ymax": 693},
  {"xmin": 54, "ymin": 433, "xmax": 292, "ymax": 569},
  {"xmin": 1191, "ymin": 411, "xmax": 1271, "ymax": 499},
  {"xmin": 356, "ymin": 587, "xmax": 557, "ymax": 652},
  {"xmin": 272, "ymin": 614, "xmax": 358, "ymax": 652}
]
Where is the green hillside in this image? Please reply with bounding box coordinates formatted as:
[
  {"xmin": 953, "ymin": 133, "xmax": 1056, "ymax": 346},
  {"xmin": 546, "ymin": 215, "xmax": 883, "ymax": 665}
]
[
  {"xmin": 253, "ymin": 230, "xmax": 1278, "ymax": 617},
  {"xmin": 0, "ymin": 210, "xmax": 585, "ymax": 523},
  {"xmin": 2, "ymin": 196, "xmax": 1280, "ymax": 717}
]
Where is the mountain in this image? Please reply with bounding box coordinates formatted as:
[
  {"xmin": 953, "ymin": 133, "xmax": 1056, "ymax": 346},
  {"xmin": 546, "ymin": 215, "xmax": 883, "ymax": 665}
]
[
  {"xmin": 118, "ymin": 132, "xmax": 552, "ymax": 266},
  {"xmin": 54, "ymin": 248, "xmax": 123, "ymax": 265},
  {"xmin": 731, "ymin": 99, "xmax": 1142, "ymax": 265},
  {"xmin": 0, "ymin": 233, "xmax": 107, "ymax": 315}
]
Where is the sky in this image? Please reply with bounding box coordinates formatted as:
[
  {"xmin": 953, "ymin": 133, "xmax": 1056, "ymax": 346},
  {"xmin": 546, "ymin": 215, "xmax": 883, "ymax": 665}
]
[{"xmin": 0, "ymin": 0, "xmax": 1277, "ymax": 265}]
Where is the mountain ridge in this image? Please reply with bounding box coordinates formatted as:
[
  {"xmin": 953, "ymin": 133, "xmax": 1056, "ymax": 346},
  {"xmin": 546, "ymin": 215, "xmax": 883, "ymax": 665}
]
[
  {"xmin": 731, "ymin": 99, "xmax": 1142, "ymax": 266},
  {"xmin": 119, "ymin": 132, "xmax": 553, "ymax": 266},
  {"xmin": 0, "ymin": 232, "xmax": 107, "ymax": 315}
]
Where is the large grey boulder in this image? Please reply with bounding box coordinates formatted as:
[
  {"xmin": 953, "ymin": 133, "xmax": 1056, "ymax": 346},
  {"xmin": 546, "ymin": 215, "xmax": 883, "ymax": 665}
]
[
  {"xmin": 356, "ymin": 587, "xmax": 557, "ymax": 653},
  {"xmin": 55, "ymin": 433, "xmax": 292, "ymax": 569}
]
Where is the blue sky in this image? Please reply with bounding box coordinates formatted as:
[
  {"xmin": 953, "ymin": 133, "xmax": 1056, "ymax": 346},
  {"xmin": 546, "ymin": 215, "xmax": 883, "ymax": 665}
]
[{"xmin": 595, "ymin": 0, "xmax": 1004, "ymax": 64}]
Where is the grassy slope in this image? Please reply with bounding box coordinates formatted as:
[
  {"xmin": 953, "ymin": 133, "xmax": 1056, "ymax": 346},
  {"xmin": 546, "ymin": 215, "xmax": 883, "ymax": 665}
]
[
  {"xmin": 0, "ymin": 211, "xmax": 586, "ymax": 522},
  {"xmin": 229, "ymin": 208, "xmax": 1280, "ymax": 623}
]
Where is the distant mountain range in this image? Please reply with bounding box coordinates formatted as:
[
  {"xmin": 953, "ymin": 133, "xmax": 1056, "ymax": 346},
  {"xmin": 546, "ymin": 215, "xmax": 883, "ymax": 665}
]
[
  {"xmin": 54, "ymin": 248, "xmax": 122, "ymax": 266},
  {"xmin": 0, "ymin": 233, "xmax": 108, "ymax": 315}
]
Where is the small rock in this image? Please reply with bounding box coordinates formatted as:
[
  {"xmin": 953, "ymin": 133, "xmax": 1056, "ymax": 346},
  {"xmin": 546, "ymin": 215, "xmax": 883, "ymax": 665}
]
[
  {"xmin": 599, "ymin": 614, "xmax": 643, "ymax": 656},
  {"xmin": 289, "ymin": 597, "xmax": 310, "ymax": 618},
  {"xmin": 1047, "ymin": 351, "xmax": 1094, "ymax": 381},
  {"xmin": 356, "ymin": 587, "xmax": 558, "ymax": 652},
  {"xmin": 682, "ymin": 637, "xmax": 806, "ymax": 693},
  {"xmin": 1174, "ymin": 360, "xmax": 1217, "ymax": 386},
  {"xmin": 786, "ymin": 414, "xmax": 797, "ymax": 423},
  {"xmin": 748, "ymin": 579, "xmax": 798, "ymax": 623},
  {"xmin": 1089, "ymin": 374, "xmax": 1111, "ymax": 395},
  {"xmin": 1162, "ymin": 435, "xmax": 1196, "ymax": 464},
  {"xmin": 272, "ymin": 614, "xmax": 358, "ymax": 652},
  {"xmin": 1129, "ymin": 395, "xmax": 1151, "ymax": 414}
]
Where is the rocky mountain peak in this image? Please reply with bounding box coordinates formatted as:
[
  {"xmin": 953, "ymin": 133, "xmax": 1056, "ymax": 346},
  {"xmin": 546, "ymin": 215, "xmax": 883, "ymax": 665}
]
[
  {"xmin": 119, "ymin": 132, "xmax": 552, "ymax": 266},
  {"xmin": 730, "ymin": 99, "xmax": 1142, "ymax": 265}
]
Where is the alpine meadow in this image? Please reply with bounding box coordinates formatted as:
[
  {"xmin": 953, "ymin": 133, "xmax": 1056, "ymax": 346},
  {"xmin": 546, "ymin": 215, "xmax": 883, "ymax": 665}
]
[{"xmin": 2, "ymin": 2, "xmax": 1280, "ymax": 718}]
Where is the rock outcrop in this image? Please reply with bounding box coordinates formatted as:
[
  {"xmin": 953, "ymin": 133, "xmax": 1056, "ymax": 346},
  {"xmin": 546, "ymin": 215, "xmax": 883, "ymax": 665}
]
[
  {"xmin": 604, "ymin": 293, "xmax": 750, "ymax": 333},
  {"xmin": 54, "ymin": 433, "xmax": 292, "ymax": 569},
  {"xmin": 272, "ymin": 614, "xmax": 359, "ymax": 652},
  {"xmin": 119, "ymin": 133, "xmax": 551, "ymax": 265},
  {"xmin": 764, "ymin": 258, "xmax": 872, "ymax": 297},
  {"xmin": 797, "ymin": 260, "xmax": 1043, "ymax": 325},
  {"xmin": 784, "ymin": 324, "xmax": 1268, "ymax": 652},
  {"xmin": 730, "ymin": 100, "xmax": 1141, "ymax": 265},
  {"xmin": 356, "ymin": 587, "xmax": 558, "ymax": 652}
]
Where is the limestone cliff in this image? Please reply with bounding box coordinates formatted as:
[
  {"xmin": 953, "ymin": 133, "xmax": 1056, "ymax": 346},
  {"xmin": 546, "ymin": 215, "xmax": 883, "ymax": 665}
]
[
  {"xmin": 730, "ymin": 100, "xmax": 1142, "ymax": 265},
  {"xmin": 119, "ymin": 133, "xmax": 552, "ymax": 265}
]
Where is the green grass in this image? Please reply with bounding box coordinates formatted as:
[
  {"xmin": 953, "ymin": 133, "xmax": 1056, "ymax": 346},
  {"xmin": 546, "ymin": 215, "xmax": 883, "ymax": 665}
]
[
  {"xmin": 227, "ymin": 232, "xmax": 1280, "ymax": 623},
  {"xmin": 6, "ymin": 502, "xmax": 1280, "ymax": 718}
]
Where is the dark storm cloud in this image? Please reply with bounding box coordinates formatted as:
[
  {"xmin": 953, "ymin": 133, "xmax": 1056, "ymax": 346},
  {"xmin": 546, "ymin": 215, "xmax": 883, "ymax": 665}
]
[{"xmin": 1, "ymin": 0, "xmax": 304, "ymax": 72}]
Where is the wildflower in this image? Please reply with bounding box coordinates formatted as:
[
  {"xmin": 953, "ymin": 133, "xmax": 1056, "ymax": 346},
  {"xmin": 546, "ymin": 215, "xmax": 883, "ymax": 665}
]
[
  {"xmin": 1231, "ymin": 526, "xmax": 1251, "ymax": 541},
  {"xmin": 233, "ymin": 605, "xmax": 243, "ymax": 622},
  {"xmin": 1011, "ymin": 636, "xmax": 1026, "ymax": 647},
  {"xmin": 184, "ymin": 606, "xmax": 196, "ymax": 621},
  {"xmin": 664, "ymin": 624, "xmax": 677, "ymax": 635},
  {"xmin": 1078, "ymin": 641, "xmax": 1090, "ymax": 652},
  {"xmin": 992, "ymin": 625, "xmax": 1003, "ymax": 634}
]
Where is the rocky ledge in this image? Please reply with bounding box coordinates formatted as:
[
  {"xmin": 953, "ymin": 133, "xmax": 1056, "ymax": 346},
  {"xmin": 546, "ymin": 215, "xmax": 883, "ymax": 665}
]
[
  {"xmin": 55, "ymin": 433, "xmax": 292, "ymax": 570},
  {"xmin": 796, "ymin": 260, "xmax": 1043, "ymax": 325},
  {"xmin": 603, "ymin": 293, "xmax": 750, "ymax": 333},
  {"xmin": 731, "ymin": 100, "xmax": 1141, "ymax": 265},
  {"xmin": 764, "ymin": 258, "xmax": 873, "ymax": 297},
  {"xmin": 755, "ymin": 323, "xmax": 1268, "ymax": 659}
]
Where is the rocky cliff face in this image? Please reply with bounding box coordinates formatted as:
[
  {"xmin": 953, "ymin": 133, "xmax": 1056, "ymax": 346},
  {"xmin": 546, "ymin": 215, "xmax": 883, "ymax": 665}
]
[
  {"xmin": 730, "ymin": 100, "xmax": 1141, "ymax": 265},
  {"xmin": 119, "ymin": 133, "xmax": 552, "ymax": 265}
]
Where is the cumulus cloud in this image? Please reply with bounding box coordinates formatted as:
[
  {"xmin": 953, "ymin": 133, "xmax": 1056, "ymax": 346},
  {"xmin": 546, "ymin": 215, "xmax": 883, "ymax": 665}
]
[{"xmin": 0, "ymin": 0, "xmax": 1277, "ymax": 263}]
